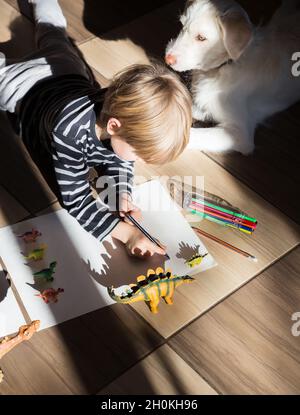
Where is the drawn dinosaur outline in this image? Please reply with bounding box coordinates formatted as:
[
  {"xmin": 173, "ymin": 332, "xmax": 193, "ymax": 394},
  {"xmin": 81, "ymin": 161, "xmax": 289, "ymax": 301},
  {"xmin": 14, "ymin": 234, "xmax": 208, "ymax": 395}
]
[{"xmin": 185, "ymin": 252, "xmax": 208, "ymax": 268}]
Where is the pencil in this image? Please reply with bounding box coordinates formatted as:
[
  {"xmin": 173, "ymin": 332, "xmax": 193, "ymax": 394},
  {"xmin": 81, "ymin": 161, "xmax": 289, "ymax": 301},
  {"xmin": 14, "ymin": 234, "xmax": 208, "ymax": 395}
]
[
  {"xmin": 125, "ymin": 213, "xmax": 170, "ymax": 260},
  {"xmin": 192, "ymin": 226, "xmax": 257, "ymax": 262}
]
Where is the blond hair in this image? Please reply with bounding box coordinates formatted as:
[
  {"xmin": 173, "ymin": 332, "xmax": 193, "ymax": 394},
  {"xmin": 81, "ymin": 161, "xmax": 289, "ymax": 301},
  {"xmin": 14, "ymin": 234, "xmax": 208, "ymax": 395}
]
[{"xmin": 99, "ymin": 62, "xmax": 192, "ymax": 164}]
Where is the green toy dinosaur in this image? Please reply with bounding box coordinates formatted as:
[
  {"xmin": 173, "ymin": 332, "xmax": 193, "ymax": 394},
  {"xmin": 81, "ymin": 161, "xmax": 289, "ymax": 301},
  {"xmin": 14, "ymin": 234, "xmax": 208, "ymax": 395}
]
[
  {"xmin": 108, "ymin": 267, "xmax": 195, "ymax": 314},
  {"xmin": 22, "ymin": 244, "xmax": 47, "ymax": 261},
  {"xmin": 33, "ymin": 261, "xmax": 57, "ymax": 282}
]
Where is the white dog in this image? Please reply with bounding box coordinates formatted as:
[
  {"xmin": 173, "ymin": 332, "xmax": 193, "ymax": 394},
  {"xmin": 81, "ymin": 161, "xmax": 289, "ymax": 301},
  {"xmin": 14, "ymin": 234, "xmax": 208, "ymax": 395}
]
[{"xmin": 165, "ymin": 0, "xmax": 300, "ymax": 154}]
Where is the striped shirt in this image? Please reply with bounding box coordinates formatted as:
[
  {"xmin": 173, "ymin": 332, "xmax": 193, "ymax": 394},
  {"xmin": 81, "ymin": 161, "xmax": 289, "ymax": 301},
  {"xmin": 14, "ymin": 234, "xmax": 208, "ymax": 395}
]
[{"xmin": 51, "ymin": 95, "xmax": 134, "ymax": 242}]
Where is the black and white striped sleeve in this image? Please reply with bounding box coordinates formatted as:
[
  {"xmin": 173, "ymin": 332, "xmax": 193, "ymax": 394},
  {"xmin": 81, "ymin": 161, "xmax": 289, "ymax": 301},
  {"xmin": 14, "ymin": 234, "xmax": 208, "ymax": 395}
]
[
  {"xmin": 51, "ymin": 131, "xmax": 121, "ymax": 241},
  {"xmin": 101, "ymin": 159, "xmax": 135, "ymax": 209}
]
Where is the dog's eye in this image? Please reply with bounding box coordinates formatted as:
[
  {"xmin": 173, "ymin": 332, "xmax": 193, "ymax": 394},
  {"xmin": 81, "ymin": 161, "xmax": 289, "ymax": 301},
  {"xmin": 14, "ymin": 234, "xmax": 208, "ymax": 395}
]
[{"xmin": 196, "ymin": 34, "xmax": 207, "ymax": 42}]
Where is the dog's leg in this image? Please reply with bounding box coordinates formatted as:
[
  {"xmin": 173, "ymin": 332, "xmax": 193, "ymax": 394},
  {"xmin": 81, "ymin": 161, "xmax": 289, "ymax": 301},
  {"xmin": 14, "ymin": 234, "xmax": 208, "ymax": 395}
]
[
  {"xmin": 188, "ymin": 124, "xmax": 255, "ymax": 155},
  {"xmin": 192, "ymin": 104, "xmax": 207, "ymax": 122}
]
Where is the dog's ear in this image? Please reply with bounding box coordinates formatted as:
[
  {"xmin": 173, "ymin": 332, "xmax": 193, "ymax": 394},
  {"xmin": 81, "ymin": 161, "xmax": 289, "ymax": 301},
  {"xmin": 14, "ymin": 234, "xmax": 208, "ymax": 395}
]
[
  {"xmin": 183, "ymin": 0, "xmax": 196, "ymax": 13},
  {"xmin": 219, "ymin": 6, "xmax": 253, "ymax": 60}
]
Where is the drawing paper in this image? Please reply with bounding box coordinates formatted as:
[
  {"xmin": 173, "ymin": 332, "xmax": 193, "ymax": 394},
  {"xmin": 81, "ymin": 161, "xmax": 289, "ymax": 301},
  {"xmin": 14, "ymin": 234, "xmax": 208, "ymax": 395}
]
[{"xmin": 0, "ymin": 180, "xmax": 216, "ymax": 331}]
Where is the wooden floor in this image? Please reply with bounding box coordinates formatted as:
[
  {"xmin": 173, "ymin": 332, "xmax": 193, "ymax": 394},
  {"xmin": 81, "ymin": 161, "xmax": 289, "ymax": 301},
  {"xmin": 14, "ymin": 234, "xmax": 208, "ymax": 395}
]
[{"xmin": 0, "ymin": 0, "xmax": 300, "ymax": 395}]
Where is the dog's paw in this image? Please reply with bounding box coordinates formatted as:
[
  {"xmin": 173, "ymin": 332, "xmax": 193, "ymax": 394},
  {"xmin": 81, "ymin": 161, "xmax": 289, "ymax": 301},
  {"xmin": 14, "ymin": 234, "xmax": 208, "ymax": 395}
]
[{"xmin": 192, "ymin": 105, "xmax": 209, "ymax": 122}]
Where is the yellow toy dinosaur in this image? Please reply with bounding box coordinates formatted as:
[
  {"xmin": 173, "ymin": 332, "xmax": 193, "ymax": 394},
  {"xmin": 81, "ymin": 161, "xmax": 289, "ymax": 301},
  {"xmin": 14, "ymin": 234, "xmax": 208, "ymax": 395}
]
[
  {"xmin": 21, "ymin": 244, "xmax": 47, "ymax": 262},
  {"xmin": 108, "ymin": 267, "xmax": 195, "ymax": 314}
]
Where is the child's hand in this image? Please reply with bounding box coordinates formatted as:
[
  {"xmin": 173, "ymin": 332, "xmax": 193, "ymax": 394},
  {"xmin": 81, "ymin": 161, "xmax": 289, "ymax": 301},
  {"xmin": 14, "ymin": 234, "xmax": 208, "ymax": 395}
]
[
  {"xmin": 111, "ymin": 221, "xmax": 167, "ymax": 259},
  {"xmin": 118, "ymin": 192, "xmax": 142, "ymax": 224},
  {"xmin": 126, "ymin": 227, "xmax": 167, "ymax": 258}
]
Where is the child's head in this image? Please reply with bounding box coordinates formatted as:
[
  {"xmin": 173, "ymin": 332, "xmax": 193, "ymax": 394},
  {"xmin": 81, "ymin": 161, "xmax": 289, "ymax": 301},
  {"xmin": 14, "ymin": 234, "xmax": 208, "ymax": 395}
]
[{"xmin": 99, "ymin": 62, "xmax": 192, "ymax": 164}]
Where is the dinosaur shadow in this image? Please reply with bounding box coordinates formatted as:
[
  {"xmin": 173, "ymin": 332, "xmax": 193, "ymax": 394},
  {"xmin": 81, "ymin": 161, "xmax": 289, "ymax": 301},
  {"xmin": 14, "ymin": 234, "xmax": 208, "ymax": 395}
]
[
  {"xmin": 26, "ymin": 279, "xmax": 51, "ymax": 293},
  {"xmin": 0, "ymin": 270, "xmax": 11, "ymax": 304},
  {"xmin": 14, "ymin": 238, "xmax": 50, "ymax": 294},
  {"xmin": 26, "ymin": 262, "xmax": 56, "ymax": 294},
  {"xmin": 82, "ymin": 238, "xmax": 166, "ymax": 289}
]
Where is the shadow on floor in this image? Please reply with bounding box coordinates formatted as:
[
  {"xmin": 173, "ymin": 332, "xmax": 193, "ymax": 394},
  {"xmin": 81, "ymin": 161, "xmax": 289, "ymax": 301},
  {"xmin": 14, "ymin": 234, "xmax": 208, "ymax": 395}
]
[
  {"xmin": 203, "ymin": 104, "xmax": 300, "ymax": 225},
  {"xmin": 82, "ymin": 0, "xmax": 282, "ymax": 59},
  {"xmin": 83, "ymin": 0, "xmax": 185, "ymax": 59}
]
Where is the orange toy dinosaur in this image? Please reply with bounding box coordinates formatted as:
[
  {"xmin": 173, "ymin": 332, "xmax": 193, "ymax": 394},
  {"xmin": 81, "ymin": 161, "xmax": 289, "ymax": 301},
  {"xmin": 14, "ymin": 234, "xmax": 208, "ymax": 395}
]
[{"xmin": 0, "ymin": 320, "xmax": 40, "ymax": 383}]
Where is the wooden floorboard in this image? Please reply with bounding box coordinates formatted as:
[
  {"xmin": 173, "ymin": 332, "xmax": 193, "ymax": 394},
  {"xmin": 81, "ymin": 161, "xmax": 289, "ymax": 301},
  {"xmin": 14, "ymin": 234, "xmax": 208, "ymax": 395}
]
[
  {"xmin": 5, "ymin": 0, "xmax": 93, "ymax": 44},
  {"xmin": 79, "ymin": 36, "xmax": 150, "ymax": 80},
  {"xmin": 0, "ymin": 304, "xmax": 163, "ymax": 394},
  {"xmin": 168, "ymin": 246, "xmax": 300, "ymax": 395},
  {"xmin": 97, "ymin": 344, "xmax": 218, "ymax": 395}
]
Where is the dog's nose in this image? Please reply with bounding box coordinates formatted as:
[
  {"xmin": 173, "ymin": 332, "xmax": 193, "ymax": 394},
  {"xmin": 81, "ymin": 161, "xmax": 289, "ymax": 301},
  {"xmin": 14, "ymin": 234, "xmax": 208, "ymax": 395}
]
[{"xmin": 165, "ymin": 53, "xmax": 177, "ymax": 65}]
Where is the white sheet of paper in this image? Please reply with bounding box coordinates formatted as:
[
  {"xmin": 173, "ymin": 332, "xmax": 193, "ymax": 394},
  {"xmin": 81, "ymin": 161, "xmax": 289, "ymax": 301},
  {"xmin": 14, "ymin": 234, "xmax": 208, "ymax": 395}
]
[
  {"xmin": 0, "ymin": 180, "xmax": 216, "ymax": 331},
  {"xmin": 0, "ymin": 263, "xmax": 26, "ymax": 338},
  {"xmin": 132, "ymin": 180, "xmax": 216, "ymax": 275}
]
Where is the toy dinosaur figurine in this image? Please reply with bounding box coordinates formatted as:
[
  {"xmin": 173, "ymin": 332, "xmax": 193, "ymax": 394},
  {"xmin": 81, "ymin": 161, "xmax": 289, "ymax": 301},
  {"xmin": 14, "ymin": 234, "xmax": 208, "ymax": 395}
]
[
  {"xmin": 22, "ymin": 244, "xmax": 47, "ymax": 262},
  {"xmin": 33, "ymin": 261, "xmax": 57, "ymax": 282},
  {"xmin": 0, "ymin": 320, "xmax": 40, "ymax": 383},
  {"xmin": 185, "ymin": 252, "xmax": 208, "ymax": 268},
  {"xmin": 17, "ymin": 228, "xmax": 42, "ymax": 243},
  {"xmin": 108, "ymin": 267, "xmax": 195, "ymax": 314},
  {"xmin": 36, "ymin": 287, "xmax": 64, "ymax": 304}
]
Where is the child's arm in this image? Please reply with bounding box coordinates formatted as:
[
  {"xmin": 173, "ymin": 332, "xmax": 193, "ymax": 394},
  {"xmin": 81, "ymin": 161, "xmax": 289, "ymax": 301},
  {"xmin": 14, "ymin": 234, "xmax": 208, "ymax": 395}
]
[
  {"xmin": 52, "ymin": 131, "xmax": 121, "ymax": 241},
  {"xmin": 99, "ymin": 161, "xmax": 167, "ymax": 257},
  {"xmin": 96, "ymin": 156, "xmax": 135, "ymax": 208},
  {"xmin": 51, "ymin": 132, "xmax": 166, "ymax": 256}
]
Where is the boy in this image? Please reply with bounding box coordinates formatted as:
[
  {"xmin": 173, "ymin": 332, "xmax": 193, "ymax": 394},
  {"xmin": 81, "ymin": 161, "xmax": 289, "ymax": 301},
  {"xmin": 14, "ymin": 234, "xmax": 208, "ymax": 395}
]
[{"xmin": 0, "ymin": 0, "xmax": 192, "ymax": 258}]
